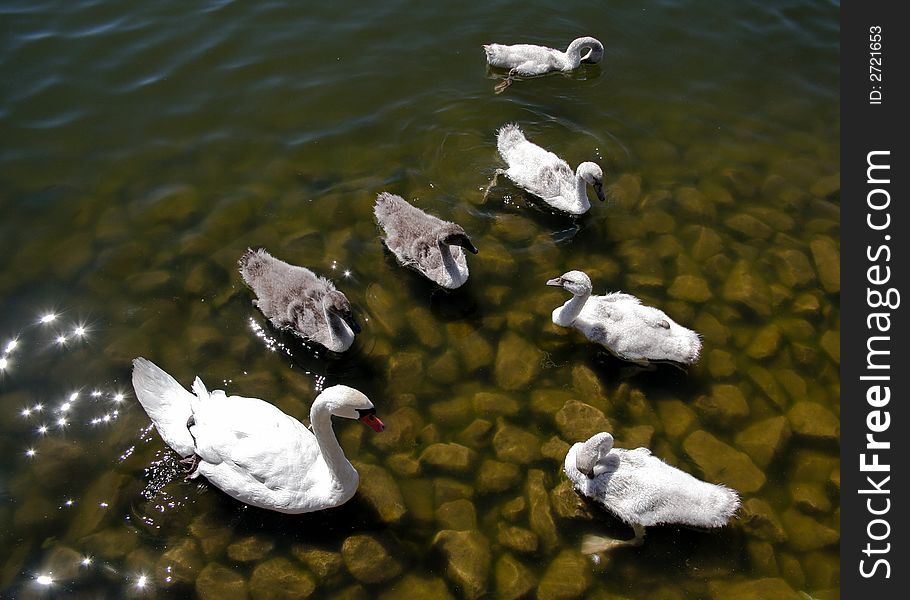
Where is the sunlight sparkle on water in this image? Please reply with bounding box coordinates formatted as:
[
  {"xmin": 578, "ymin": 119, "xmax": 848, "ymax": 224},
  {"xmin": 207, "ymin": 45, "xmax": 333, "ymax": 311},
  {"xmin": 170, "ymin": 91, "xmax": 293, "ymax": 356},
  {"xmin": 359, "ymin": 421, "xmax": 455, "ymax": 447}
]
[
  {"xmin": 37, "ymin": 425, "xmax": 48, "ymax": 434},
  {"xmin": 73, "ymin": 325, "xmax": 87, "ymax": 336},
  {"xmin": 35, "ymin": 574, "xmax": 53, "ymax": 586},
  {"xmin": 136, "ymin": 574, "xmax": 148, "ymax": 588},
  {"xmin": 4, "ymin": 339, "xmax": 18, "ymax": 354},
  {"xmin": 25, "ymin": 448, "xmax": 36, "ymax": 458},
  {"xmin": 0, "ymin": 357, "xmax": 7, "ymax": 370},
  {"xmin": 81, "ymin": 556, "xmax": 92, "ymax": 567},
  {"xmin": 55, "ymin": 335, "xmax": 67, "ymax": 345},
  {"xmin": 39, "ymin": 313, "xmax": 57, "ymax": 324}
]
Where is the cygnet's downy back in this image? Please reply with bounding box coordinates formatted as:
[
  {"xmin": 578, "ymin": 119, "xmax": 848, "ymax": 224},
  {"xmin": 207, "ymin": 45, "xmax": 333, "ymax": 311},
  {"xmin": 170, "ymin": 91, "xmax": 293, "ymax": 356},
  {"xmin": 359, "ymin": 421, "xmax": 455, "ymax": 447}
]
[
  {"xmin": 239, "ymin": 248, "xmax": 360, "ymax": 352},
  {"xmin": 548, "ymin": 270, "xmax": 701, "ymax": 365},
  {"xmin": 374, "ymin": 192, "xmax": 478, "ymax": 289}
]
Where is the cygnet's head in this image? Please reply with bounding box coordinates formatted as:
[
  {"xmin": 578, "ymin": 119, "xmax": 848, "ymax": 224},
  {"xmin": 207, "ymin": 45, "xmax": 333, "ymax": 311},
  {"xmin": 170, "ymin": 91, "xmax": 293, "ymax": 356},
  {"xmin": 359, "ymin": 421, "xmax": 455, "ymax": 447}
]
[
  {"xmin": 547, "ymin": 270, "xmax": 593, "ymax": 297},
  {"xmin": 318, "ymin": 385, "xmax": 384, "ymax": 432},
  {"xmin": 568, "ymin": 36, "xmax": 605, "ymax": 64},
  {"xmin": 320, "ymin": 290, "xmax": 361, "ymax": 334},
  {"xmin": 575, "ymin": 432, "xmax": 615, "ymax": 478},
  {"xmin": 577, "ymin": 162, "xmax": 606, "ymax": 202},
  {"xmin": 438, "ymin": 223, "xmax": 479, "ymax": 254}
]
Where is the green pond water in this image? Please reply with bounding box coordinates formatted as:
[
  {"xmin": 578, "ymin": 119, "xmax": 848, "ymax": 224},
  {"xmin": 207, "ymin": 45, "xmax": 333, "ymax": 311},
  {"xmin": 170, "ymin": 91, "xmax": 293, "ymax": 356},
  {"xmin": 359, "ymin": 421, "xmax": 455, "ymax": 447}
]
[{"xmin": 0, "ymin": 1, "xmax": 840, "ymax": 598}]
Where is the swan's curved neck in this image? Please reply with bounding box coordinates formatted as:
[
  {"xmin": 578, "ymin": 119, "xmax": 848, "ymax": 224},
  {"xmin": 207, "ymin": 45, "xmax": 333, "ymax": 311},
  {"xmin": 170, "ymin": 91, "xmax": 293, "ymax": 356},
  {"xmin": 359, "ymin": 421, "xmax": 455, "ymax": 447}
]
[
  {"xmin": 574, "ymin": 171, "xmax": 592, "ymax": 209},
  {"xmin": 438, "ymin": 241, "xmax": 462, "ymax": 283},
  {"xmin": 310, "ymin": 402, "xmax": 354, "ymax": 482},
  {"xmin": 555, "ymin": 291, "xmax": 589, "ymax": 326},
  {"xmin": 564, "ymin": 38, "xmax": 602, "ymax": 68}
]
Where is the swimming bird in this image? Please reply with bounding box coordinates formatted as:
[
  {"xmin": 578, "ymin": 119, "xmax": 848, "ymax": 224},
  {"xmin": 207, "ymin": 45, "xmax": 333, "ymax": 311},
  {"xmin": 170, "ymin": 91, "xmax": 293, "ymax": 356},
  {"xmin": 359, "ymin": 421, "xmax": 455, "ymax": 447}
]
[
  {"xmin": 374, "ymin": 192, "xmax": 478, "ymax": 289},
  {"xmin": 483, "ymin": 36, "xmax": 604, "ymax": 92},
  {"xmin": 564, "ymin": 432, "xmax": 740, "ymax": 551},
  {"xmin": 239, "ymin": 248, "xmax": 360, "ymax": 352},
  {"xmin": 491, "ymin": 124, "xmax": 606, "ymax": 215},
  {"xmin": 547, "ymin": 270, "xmax": 701, "ymax": 364},
  {"xmin": 131, "ymin": 357, "xmax": 384, "ymax": 514}
]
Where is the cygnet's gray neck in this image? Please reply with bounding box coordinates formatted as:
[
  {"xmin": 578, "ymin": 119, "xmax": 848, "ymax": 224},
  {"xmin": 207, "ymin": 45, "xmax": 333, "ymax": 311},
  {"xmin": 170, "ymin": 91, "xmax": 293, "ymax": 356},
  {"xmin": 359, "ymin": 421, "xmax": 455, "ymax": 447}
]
[{"xmin": 438, "ymin": 241, "xmax": 462, "ymax": 283}]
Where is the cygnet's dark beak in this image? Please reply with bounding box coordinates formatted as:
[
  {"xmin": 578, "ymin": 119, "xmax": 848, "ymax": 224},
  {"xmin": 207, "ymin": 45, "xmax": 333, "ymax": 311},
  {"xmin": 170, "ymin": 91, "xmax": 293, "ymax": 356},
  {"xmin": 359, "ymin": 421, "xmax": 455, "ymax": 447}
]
[
  {"xmin": 593, "ymin": 180, "xmax": 606, "ymax": 202},
  {"xmin": 343, "ymin": 312, "xmax": 362, "ymax": 334},
  {"xmin": 357, "ymin": 408, "xmax": 384, "ymax": 432},
  {"xmin": 458, "ymin": 235, "xmax": 479, "ymax": 255},
  {"xmin": 546, "ymin": 276, "xmax": 565, "ymax": 287}
]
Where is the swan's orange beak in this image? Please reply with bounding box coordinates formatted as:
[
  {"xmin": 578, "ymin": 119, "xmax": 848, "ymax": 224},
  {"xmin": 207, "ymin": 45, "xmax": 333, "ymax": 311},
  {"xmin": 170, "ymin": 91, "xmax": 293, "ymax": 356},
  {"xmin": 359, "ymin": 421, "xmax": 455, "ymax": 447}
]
[{"xmin": 360, "ymin": 413, "xmax": 385, "ymax": 432}]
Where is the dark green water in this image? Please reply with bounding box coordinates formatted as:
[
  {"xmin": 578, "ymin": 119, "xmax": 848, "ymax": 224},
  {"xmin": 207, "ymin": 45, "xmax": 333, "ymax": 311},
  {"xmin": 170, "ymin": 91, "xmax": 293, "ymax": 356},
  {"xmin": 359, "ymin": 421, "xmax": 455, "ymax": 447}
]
[{"xmin": 0, "ymin": 1, "xmax": 839, "ymax": 598}]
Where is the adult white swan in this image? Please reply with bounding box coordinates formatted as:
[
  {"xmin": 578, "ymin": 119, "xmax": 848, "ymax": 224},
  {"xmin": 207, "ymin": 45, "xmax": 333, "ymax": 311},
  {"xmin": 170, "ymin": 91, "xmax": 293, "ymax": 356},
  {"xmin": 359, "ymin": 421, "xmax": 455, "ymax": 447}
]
[
  {"xmin": 491, "ymin": 124, "xmax": 606, "ymax": 215},
  {"xmin": 565, "ymin": 432, "xmax": 740, "ymax": 551},
  {"xmin": 374, "ymin": 192, "xmax": 478, "ymax": 289},
  {"xmin": 483, "ymin": 36, "xmax": 604, "ymax": 92},
  {"xmin": 547, "ymin": 270, "xmax": 701, "ymax": 364},
  {"xmin": 239, "ymin": 248, "xmax": 360, "ymax": 352},
  {"xmin": 131, "ymin": 358, "xmax": 384, "ymax": 514}
]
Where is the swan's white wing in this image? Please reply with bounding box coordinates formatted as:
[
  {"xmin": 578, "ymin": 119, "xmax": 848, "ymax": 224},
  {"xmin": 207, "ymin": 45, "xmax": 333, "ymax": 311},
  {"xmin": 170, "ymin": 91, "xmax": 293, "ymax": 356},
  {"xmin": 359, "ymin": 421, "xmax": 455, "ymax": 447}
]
[
  {"xmin": 191, "ymin": 394, "xmax": 319, "ymax": 487},
  {"xmin": 504, "ymin": 141, "xmax": 573, "ymax": 200}
]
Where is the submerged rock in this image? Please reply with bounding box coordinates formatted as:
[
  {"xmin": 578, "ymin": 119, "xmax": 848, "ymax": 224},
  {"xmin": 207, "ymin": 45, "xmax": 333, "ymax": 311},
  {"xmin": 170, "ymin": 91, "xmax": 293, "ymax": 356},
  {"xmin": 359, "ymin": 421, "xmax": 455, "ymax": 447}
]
[
  {"xmin": 707, "ymin": 349, "xmax": 736, "ymax": 378},
  {"xmin": 473, "ymin": 391, "xmax": 520, "ymax": 417},
  {"xmin": 250, "ymin": 558, "xmax": 316, "ymax": 600},
  {"xmin": 555, "ymin": 400, "xmax": 612, "ymax": 442},
  {"xmin": 341, "ymin": 535, "xmax": 402, "ymax": 584},
  {"xmin": 227, "ymin": 536, "xmax": 275, "ymax": 562},
  {"xmin": 457, "ymin": 419, "xmax": 494, "ymax": 449},
  {"xmin": 734, "ymin": 416, "xmax": 791, "ymax": 468},
  {"xmin": 497, "ymin": 524, "xmax": 539, "ymax": 554},
  {"xmin": 157, "ymin": 537, "xmax": 203, "ymax": 587},
  {"xmin": 549, "ymin": 479, "xmax": 596, "ymax": 520},
  {"xmin": 436, "ymin": 499, "xmax": 477, "ymax": 531},
  {"xmin": 683, "ymin": 430, "xmax": 765, "ymax": 493},
  {"xmin": 495, "ymin": 333, "xmax": 542, "ymax": 390},
  {"xmin": 668, "ymin": 275, "xmax": 713, "ymax": 303},
  {"xmin": 780, "ymin": 509, "xmax": 839, "ymax": 552},
  {"xmin": 196, "ymin": 563, "xmax": 248, "ymax": 600},
  {"xmin": 38, "ymin": 545, "xmax": 83, "ymax": 584},
  {"xmin": 694, "ymin": 385, "xmax": 750, "ymax": 427},
  {"xmin": 537, "ymin": 550, "xmax": 591, "ymax": 600},
  {"xmin": 386, "ymin": 352, "xmax": 425, "ymax": 394},
  {"xmin": 433, "ymin": 530, "xmax": 491, "ymax": 600},
  {"xmin": 656, "ymin": 400, "xmax": 697, "ymax": 440},
  {"xmin": 787, "ymin": 402, "xmax": 839, "ymax": 441},
  {"xmin": 707, "ymin": 577, "xmax": 802, "ymax": 600},
  {"xmin": 493, "ymin": 420, "xmax": 542, "ymax": 465},
  {"xmin": 378, "ymin": 574, "xmax": 454, "ymax": 600},
  {"xmin": 527, "ymin": 470, "xmax": 559, "ymax": 552},
  {"xmin": 809, "ymin": 237, "xmax": 840, "ymax": 293},
  {"xmin": 747, "ymin": 366, "xmax": 789, "ymax": 410},
  {"xmin": 723, "ymin": 260, "xmax": 772, "ymax": 316},
  {"xmin": 725, "ymin": 213, "xmax": 773, "ymax": 240},
  {"xmin": 495, "ymin": 553, "xmax": 538, "ymax": 600},
  {"xmin": 290, "ymin": 545, "xmax": 344, "ymax": 581},
  {"xmin": 746, "ymin": 324, "xmax": 781, "ymax": 360},
  {"xmin": 419, "ymin": 443, "xmax": 477, "ymax": 475},
  {"xmin": 476, "ymin": 459, "xmax": 521, "ymax": 494},
  {"xmin": 691, "ymin": 226, "xmax": 724, "ymax": 261},
  {"xmin": 540, "ymin": 436, "xmax": 571, "ymax": 463},
  {"xmin": 789, "ymin": 481, "xmax": 833, "ymax": 515},
  {"xmin": 741, "ymin": 498, "xmax": 788, "ymax": 543},
  {"xmin": 352, "ymin": 461, "xmax": 407, "ymax": 524}
]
